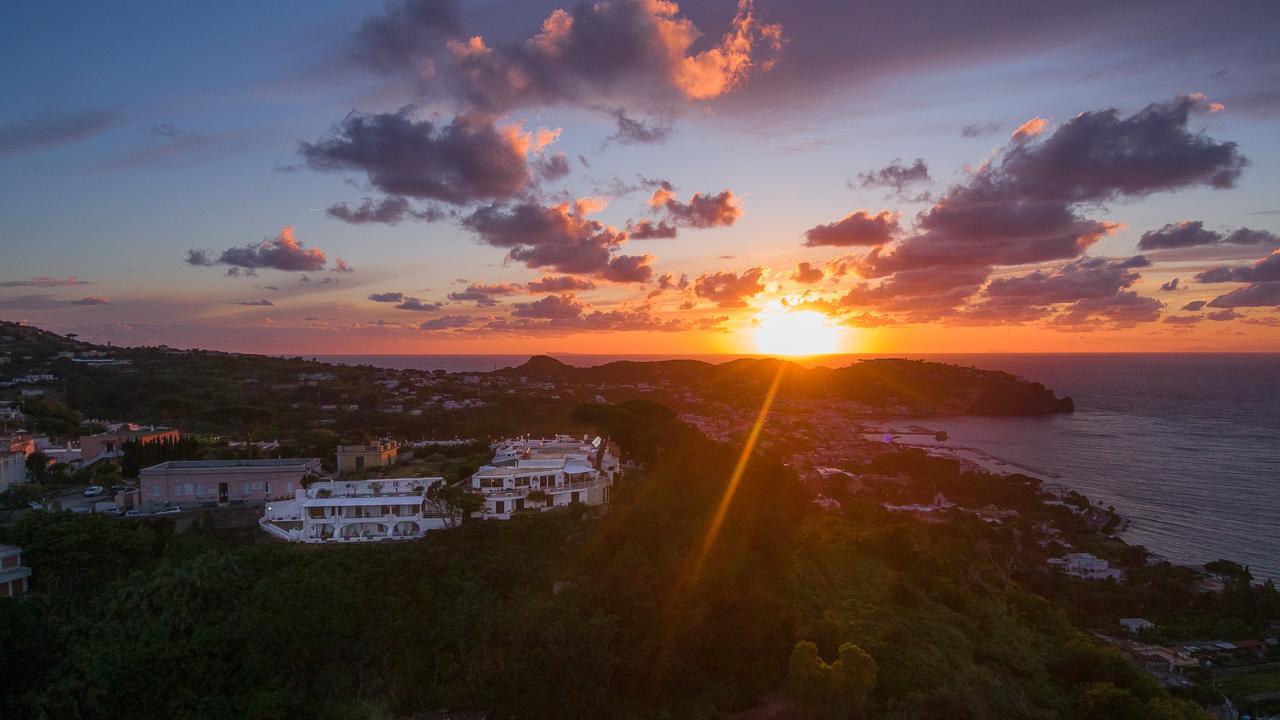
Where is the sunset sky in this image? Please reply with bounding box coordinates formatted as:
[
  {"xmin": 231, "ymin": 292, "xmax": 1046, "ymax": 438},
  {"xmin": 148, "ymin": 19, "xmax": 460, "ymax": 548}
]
[{"xmin": 3, "ymin": 0, "xmax": 1279, "ymax": 354}]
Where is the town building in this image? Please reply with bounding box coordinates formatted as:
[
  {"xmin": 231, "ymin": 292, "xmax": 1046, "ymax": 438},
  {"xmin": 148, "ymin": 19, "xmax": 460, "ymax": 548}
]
[
  {"xmin": 140, "ymin": 458, "xmax": 322, "ymax": 507},
  {"xmin": 1120, "ymin": 618, "xmax": 1155, "ymax": 634},
  {"xmin": 80, "ymin": 425, "xmax": 181, "ymax": 464},
  {"xmin": 336, "ymin": 440, "xmax": 399, "ymax": 475},
  {"xmin": 0, "ymin": 544, "xmax": 32, "ymax": 598},
  {"xmin": 1048, "ymin": 552, "xmax": 1124, "ymax": 581},
  {"xmin": 259, "ymin": 477, "xmax": 457, "ymax": 542},
  {"xmin": 468, "ymin": 435, "xmax": 619, "ymax": 520}
]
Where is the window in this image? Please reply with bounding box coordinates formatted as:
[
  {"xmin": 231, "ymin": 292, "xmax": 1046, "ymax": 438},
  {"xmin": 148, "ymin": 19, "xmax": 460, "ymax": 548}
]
[
  {"xmin": 494, "ymin": 500, "xmax": 505, "ymax": 514},
  {"xmin": 264, "ymin": 482, "xmax": 271, "ymax": 496},
  {"xmin": 572, "ymin": 491, "xmax": 581, "ymax": 504},
  {"xmin": 355, "ymin": 456, "xmax": 365, "ymax": 471},
  {"xmin": 151, "ymin": 485, "xmax": 161, "ymax": 497}
]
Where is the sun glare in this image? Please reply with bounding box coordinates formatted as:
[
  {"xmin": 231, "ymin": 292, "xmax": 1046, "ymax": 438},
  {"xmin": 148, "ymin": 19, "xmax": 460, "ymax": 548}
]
[{"xmin": 752, "ymin": 309, "xmax": 842, "ymax": 356}]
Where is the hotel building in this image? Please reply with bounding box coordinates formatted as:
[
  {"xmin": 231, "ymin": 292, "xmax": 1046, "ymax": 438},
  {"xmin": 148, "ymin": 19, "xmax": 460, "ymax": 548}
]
[
  {"xmin": 259, "ymin": 477, "xmax": 458, "ymax": 542},
  {"xmin": 140, "ymin": 458, "xmax": 322, "ymax": 507},
  {"xmin": 469, "ymin": 435, "xmax": 619, "ymax": 519}
]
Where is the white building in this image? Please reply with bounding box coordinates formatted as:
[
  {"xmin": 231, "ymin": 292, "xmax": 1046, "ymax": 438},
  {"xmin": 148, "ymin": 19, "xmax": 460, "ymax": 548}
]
[
  {"xmin": 259, "ymin": 477, "xmax": 458, "ymax": 543},
  {"xmin": 1048, "ymin": 552, "xmax": 1124, "ymax": 581},
  {"xmin": 468, "ymin": 435, "xmax": 619, "ymax": 519}
]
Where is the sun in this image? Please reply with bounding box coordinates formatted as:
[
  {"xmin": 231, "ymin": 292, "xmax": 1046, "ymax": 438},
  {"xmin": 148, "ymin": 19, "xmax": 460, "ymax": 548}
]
[{"xmin": 752, "ymin": 309, "xmax": 843, "ymax": 356}]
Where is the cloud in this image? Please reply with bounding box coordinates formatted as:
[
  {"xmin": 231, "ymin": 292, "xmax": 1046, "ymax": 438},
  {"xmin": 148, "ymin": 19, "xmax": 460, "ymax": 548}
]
[
  {"xmin": 0, "ymin": 108, "xmax": 122, "ymax": 156},
  {"xmin": 483, "ymin": 307, "xmax": 691, "ymax": 335},
  {"xmin": 419, "ymin": 315, "xmax": 473, "ymax": 330},
  {"xmin": 187, "ymin": 227, "xmax": 329, "ymax": 273},
  {"xmin": 628, "ymin": 219, "xmax": 678, "ymax": 239},
  {"xmin": 447, "ymin": 282, "xmax": 522, "ymax": 306},
  {"xmin": 791, "ymin": 262, "xmax": 824, "ymax": 284},
  {"xmin": 369, "ymin": 292, "xmax": 406, "ymax": 303},
  {"xmin": 1159, "ymin": 278, "xmax": 1179, "ymax": 292},
  {"xmin": 1010, "ymin": 117, "xmax": 1049, "ymax": 141},
  {"xmin": 1196, "ymin": 249, "xmax": 1280, "ymax": 283},
  {"xmin": 858, "ymin": 95, "xmax": 1244, "ymax": 282},
  {"xmin": 605, "ymin": 107, "xmax": 672, "ymax": 145},
  {"xmin": 332, "ymin": 258, "xmax": 355, "ymax": 273},
  {"xmin": 855, "ymin": 158, "xmax": 930, "ymax": 192},
  {"xmin": 71, "ymin": 295, "xmax": 110, "ymax": 306},
  {"xmin": 233, "ymin": 299, "xmax": 274, "ymax": 306},
  {"xmin": 960, "ymin": 122, "xmax": 1000, "ymax": 138},
  {"xmin": 348, "ymin": 0, "xmax": 463, "ymax": 75},
  {"xmin": 803, "ymin": 210, "xmax": 899, "ymax": 247},
  {"xmin": 395, "ymin": 296, "xmax": 443, "ymax": 311},
  {"xmin": 511, "ymin": 293, "xmax": 585, "ymax": 319},
  {"xmin": 527, "ymin": 275, "xmax": 596, "ymax": 292},
  {"xmin": 694, "ymin": 267, "xmax": 766, "ymax": 308},
  {"xmin": 415, "ymin": 0, "xmax": 782, "ymax": 113},
  {"xmin": 1138, "ymin": 220, "xmax": 1278, "ymax": 250},
  {"xmin": 983, "ymin": 256, "xmax": 1148, "ymax": 304},
  {"xmin": 462, "ymin": 200, "xmax": 651, "ymax": 281},
  {"xmin": 1181, "ymin": 300, "xmax": 1207, "ymax": 311},
  {"xmin": 1207, "ymin": 281, "xmax": 1280, "ymax": 308},
  {"xmin": 110, "ymin": 124, "xmax": 240, "ymax": 169},
  {"xmin": 1051, "ymin": 291, "xmax": 1163, "ymax": 328},
  {"xmin": 1163, "ymin": 315, "xmax": 1201, "ymax": 325},
  {"xmin": 534, "ymin": 152, "xmax": 570, "ymax": 181},
  {"xmin": 326, "ymin": 196, "xmax": 446, "ymax": 224},
  {"xmin": 648, "ymin": 186, "xmax": 741, "ymax": 228},
  {"xmin": 1206, "ymin": 308, "xmax": 1240, "ymax": 321},
  {"xmin": 300, "ymin": 109, "xmax": 535, "ymax": 204},
  {"xmin": 0, "ymin": 276, "xmax": 91, "ymax": 288}
]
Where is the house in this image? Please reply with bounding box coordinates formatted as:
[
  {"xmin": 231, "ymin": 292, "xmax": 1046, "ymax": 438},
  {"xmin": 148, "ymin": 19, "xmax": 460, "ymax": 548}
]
[
  {"xmin": 0, "ymin": 545, "xmax": 32, "ymax": 598},
  {"xmin": 259, "ymin": 477, "xmax": 457, "ymax": 543},
  {"xmin": 1048, "ymin": 552, "xmax": 1124, "ymax": 581},
  {"xmin": 80, "ymin": 426, "xmax": 181, "ymax": 464},
  {"xmin": 1120, "ymin": 618, "xmax": 1155, "ymax": 634},
  {"xmin": 469, "ymin": 435, "xmax": 619, "ymax": 519},
  {"xmin": 140, "ymin": 458, "xmax": 322, "ymax": 507},
  {"xmin": 336, "ymin": 440, "xmax": 399, "ymax": 474}
]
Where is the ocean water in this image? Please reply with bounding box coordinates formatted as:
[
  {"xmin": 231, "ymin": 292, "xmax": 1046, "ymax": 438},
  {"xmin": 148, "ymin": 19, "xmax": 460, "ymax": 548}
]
[{"xmin": 315, "ymin": 353, "xmax": 1280, "ymax": 580}]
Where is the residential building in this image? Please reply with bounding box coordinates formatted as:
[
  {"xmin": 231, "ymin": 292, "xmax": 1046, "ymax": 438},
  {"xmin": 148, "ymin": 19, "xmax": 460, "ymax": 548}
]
[
  {"xmin": 0, "ymin": 451, "xmax": 26, "ymax": 491},
  {"xmin": 259, "ymin": 477, "xmax": 457, "ymax": 543},
  {"xmin": 0, "ymin": 545, "xmax": 32, "ymax": 598},
  {"xmin": 336, "ymin": 440, "xmax": 398, "ymax": 474},
  {"xmin": 1120, "ymin": 618, "xmax": 1155, "ymax": 634},
  {"xmin": 80, "ymin": 426, "xmax": 181, "ymax": 464},
  {"xmin": 1048, "ymin": 552, "xmax": 1124, "ymax": 580},
  {"xmin": 469, "ymin": 435, "xmax": 619, "ymax": 519},
  {"xmin": 140, "ymin": 458, "xmax": 322, "ymax": 507}
]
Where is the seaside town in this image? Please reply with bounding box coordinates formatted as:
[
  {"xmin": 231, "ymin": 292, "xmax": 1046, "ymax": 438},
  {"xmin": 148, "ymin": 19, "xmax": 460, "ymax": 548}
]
[{"xmin": 3, "ymin": 322, "xmax": 1279, "ymax": 719}]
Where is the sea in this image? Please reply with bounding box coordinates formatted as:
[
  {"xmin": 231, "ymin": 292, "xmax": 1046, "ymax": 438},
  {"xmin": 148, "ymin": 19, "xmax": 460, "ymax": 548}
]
[{"xmin": 313, "ymin": 353, "xmax": 1280, "ymax": 581}]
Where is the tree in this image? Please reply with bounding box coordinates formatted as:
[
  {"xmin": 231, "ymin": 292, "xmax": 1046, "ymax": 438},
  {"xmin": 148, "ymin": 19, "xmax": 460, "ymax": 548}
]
[
  {"xmin": 25, "ymin": 451, "xmax": 51, "ymax": 484},
  {"xmin": 787, "ymin": 640, "xmax": 879, "ymax": 718}
]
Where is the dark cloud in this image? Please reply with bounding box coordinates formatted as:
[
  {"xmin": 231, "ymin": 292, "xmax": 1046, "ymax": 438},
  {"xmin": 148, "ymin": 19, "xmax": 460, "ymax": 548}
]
[
  {"xmin": 233, "ymin": 299, "xmax": 274, "ymax": 306},
  {"xmin": 855, "ymin": 158, "xmax": 930, "ymax": 192},
  {"xmin": 803, "ymin": 210, "xmax": 899, "ymax": 247},
  {"xmin": 326, "ymin": 196, "xmax": 446, "ymax": 224},
  {"xmin": 71, "ymin": 295, "xmax": 110, "ymax": 306},
  {"xmin": 349, "ymin": 0, "xmax": 463, "ymax": 75},
  {"xmin": 791, "ymin": 261, "xmax": 824, "ymax": 284},
  {"xmin": 694, "ymin": 267, "xmax": 766, "ymax": 308},
  {"xmin": 841, "ymin": 266, "xmax": 989, "ymax": 313},
  {"xmin": 1207, "ymin": 282, "xmax": 1280, "ymax": 308},
  {"xmin": 0, "ymin": 276, "xmax": 91, "ymax": 288},
  {"xmin": 419, "ymin": 315, "xmax": 473, "ymax": 331},
  {"xmin": 300, "ymin": 109, "xmax": 534, "ymax": 204},
  {"xmin": 369, "ymin": 292, "xmax": 406, "ymax": 303},
  {"xmin": 422, "ymin": 0, "xmax": 783, "ymax": 113},
  {"xmin": 1163, "ymin": 315, "xmax": 1201, "ymax": 325},
  {"xmin": 606, "ymin": 107, "xmax": 672, "ymax": 145},
  {"xmin": 511, "ymin": 293, "xmax": 585, "ymax": 319},
  {"xmin": 527, "ymin": 275, "xmax": 596, "ymax": 292},
  {"xmin": 983, "ymin": 256, "xmax": 1147, "ymax": 304},
  {"xmin": 447, "ymin": 282, "xmax": 522, "ymax": 306},
  {"xmin": 534, "ymin": 152, "xmax": 570, "ymax": 181},
  {"xmin": 186, "ymin": 227, "xmax": 329, "ymax": 273},
  {"xmin": 1206, "ymin": 308, "xmax": 1241, "ymax": 321},
  {"xmin": 0, "ymin": 108, "xmax": 122, "ymax": 156},
  {"xmin": 1052, "ymin": 291, "xmax": 1163, "ymax": 327},
  {"xmin": 1195, "ymin": 250, "xmax": 1280, "ymax": 284},
  {"xmin": 462, "ymin": 200, "xmax": 651, "ymax": 281},
  {"xmin": 648, "ymin": 272, "xmax": 690, "ymax": 298},
  {"xmin": 648, "ymin": 186, "xmax": 741, "ymax": 228},
  {"xmin": 1138, "ymin": 220, "xmax": 1278, "ymax": 250},
  {"xmin": 1181, "ymin": 300, "xmax": 1207, "ymax": 311},
  {"xmin": 628, "ymin": 219, "xmax": 678, "ymax": 239},
  {"xmin": 1159, "ymin": 278, "xmax": 1179, "ymax": 292},
  {"xmin": 960, "ymin": 122, "xmax": 1001, "ymax": 138},
  {"xmin": 332, "ymin": 258, "xmax": 355, "ymax": 273},
  {"xmin": 395, "ymin": 297, "xmax": 443, "ymax": 311}
]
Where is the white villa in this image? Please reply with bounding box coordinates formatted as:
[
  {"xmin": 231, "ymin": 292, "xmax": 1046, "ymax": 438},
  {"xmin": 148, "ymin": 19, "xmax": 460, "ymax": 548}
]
[
  {"xmin": 259, "ymin": 477, "xmax": 458, "ymax": 543},
  {"xmin": 469, "ymin": 435, "xmax": 619, "ymax": 519}
]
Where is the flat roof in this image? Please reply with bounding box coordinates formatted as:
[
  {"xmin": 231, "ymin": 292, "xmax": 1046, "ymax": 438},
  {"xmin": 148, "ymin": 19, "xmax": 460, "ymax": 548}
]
[{"xmin": 144, "ymin": 458, "xmax": 320, "ymax": 471}]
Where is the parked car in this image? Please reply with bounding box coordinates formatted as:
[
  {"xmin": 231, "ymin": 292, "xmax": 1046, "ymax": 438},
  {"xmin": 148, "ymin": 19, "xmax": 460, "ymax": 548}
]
[
  {"xmin": 124, "ymin": 508, "xmax": 149, "ymax": 517},
  {"xmin": 83, "ymin": 485, "xmax": 105, "ymax": 497},
  {"xmin": 99, "ymin": 507, "xmax": 122, "ymax": 516},
  {"xmin": 154, "ymin": 506, "xmax": 181, "ymax": 515}
]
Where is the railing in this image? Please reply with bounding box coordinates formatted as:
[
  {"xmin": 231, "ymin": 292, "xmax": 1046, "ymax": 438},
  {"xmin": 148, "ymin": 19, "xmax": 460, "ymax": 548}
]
[{"xmin": 476, "ymin": 479, "xmax": 608, "ymax": 499}]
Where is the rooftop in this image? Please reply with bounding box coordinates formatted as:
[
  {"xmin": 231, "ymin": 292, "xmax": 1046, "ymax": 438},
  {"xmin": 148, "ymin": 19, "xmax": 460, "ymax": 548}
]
[{"xmin": 144, "ymin": 458, "xmax": 320, "ymax": 471}]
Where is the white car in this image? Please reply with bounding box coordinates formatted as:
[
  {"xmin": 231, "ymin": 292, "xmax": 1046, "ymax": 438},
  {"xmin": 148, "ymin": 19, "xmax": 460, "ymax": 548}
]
[
  {"xmin": 124, "ymin": 508, "xmax": 149, "ymax": 517},
  {"xmin": 154, "ymin": 506, "xmax": 181, "ymax": 515},
  {"xmin": 83, "ymin": 485, "xmax": 106, "ymax": 497}
]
